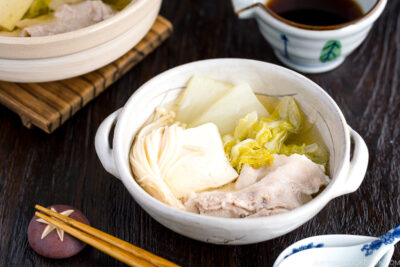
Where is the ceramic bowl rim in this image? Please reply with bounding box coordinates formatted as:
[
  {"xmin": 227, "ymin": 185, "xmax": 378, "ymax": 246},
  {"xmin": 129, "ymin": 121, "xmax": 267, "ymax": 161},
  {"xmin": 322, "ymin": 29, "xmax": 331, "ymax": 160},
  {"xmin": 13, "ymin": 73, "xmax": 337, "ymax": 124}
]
[
  {"xmin": 113, "ymin": 58, "xmax": 350, "ymax": 227},
  {"xmin": 0, "ymin": 0, "xmax": 147, "ymax": 44}
]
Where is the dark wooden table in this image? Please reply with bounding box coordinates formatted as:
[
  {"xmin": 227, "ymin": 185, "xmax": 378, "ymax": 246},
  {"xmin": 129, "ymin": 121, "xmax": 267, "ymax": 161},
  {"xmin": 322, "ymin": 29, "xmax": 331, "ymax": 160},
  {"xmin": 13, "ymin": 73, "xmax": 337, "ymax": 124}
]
[{"xmin": 1, "ymin": 1, "xmax": 399, "ymax": 266}]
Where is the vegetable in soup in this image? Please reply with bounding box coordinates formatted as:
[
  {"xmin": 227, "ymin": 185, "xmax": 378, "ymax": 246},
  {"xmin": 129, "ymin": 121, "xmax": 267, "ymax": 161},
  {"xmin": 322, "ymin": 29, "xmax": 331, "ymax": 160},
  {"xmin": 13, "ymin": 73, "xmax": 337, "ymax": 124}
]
[
  {"xmin": 0, "ymin": 0, "xmax": 132, "ymax": 37},
  {"xmin": 129, "ymin": 76, "xmax": 330, "ymax": 218}
]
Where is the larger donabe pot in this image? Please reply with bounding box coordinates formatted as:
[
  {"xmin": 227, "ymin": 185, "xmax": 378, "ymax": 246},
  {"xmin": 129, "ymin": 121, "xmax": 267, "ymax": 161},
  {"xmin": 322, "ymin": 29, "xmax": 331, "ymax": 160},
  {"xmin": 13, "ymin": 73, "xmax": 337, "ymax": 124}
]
[
  {"xmin": 0, "ymin": 0, "xmax": 161, "ymax": 82},
  {"xmin": 95, "ymin": 59, "xmax": 368, "ymax": 244}
]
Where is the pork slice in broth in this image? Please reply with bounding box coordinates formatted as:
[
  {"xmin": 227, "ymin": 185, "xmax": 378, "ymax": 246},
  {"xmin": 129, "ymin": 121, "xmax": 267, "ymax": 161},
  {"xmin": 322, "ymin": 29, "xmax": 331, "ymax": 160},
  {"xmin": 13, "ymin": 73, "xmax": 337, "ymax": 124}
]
[{"xmin": 185, "ymin": 154, "xmax": 329, "ymax": 218}]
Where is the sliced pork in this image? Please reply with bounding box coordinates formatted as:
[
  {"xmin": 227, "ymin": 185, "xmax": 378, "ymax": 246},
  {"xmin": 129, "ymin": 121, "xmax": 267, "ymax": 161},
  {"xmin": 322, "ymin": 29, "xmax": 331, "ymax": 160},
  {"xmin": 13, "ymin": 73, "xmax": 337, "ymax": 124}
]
[
  {"xmin": 22, "ymin": 0, "xmax": 114, "ymax": 37},
  {"xmin": 185, "ymin": 154, "xmax": 330, "ymax": 218}
]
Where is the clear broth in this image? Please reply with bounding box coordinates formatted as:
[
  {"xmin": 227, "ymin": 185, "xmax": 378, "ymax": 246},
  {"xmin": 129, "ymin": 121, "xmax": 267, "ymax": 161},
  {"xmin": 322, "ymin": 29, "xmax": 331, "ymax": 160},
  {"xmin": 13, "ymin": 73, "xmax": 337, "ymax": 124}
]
[{"xmin": 257, "ymin": 95, "xmax": 330, "ymax": 173}]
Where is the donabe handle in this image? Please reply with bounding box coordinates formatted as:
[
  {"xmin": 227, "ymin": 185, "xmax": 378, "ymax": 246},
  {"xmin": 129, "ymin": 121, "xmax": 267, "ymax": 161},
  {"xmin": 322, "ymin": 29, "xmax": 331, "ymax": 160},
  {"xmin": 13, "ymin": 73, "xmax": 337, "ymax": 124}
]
[
  {"xmin": 95, "ymin": 109, "xmax": 122, "ymax": 179},
  {"xmin": 334, "ymin": 126, "xmax": 369, "ymax": 197}
]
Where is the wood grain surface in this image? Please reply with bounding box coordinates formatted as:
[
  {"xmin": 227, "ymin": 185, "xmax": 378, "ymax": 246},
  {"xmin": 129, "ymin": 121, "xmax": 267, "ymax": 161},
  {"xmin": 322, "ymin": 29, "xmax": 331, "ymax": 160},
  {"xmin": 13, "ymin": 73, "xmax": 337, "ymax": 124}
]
[
  {"xmin": 0, "ymin": 16, "xmax": 172, "ymax": 134},
  {"xmin": 0, "ymin": 0, "xmax": 399, "ymax": 266}
]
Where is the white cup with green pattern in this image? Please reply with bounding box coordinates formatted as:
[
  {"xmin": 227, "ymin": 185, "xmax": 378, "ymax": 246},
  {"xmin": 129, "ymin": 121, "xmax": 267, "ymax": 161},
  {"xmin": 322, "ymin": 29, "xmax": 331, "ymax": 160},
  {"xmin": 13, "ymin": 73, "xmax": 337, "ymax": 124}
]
[{"xmin": 231, "ymin": 0, "xmax": 387, "ymax": 73}]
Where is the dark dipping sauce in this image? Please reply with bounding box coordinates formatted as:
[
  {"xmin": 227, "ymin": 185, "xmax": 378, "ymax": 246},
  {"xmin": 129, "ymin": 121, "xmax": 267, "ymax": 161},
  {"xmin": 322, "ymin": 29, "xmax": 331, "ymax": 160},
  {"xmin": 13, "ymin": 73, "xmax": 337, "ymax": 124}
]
[{"xmin": 266, "ymin": 0, "xmax": 364, "ymax": 26}]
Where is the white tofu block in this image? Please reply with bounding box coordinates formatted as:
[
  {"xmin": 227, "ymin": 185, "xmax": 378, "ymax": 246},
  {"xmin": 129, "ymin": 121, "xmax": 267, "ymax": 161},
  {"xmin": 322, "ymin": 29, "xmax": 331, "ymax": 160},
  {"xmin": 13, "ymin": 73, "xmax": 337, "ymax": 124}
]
[{"xmin": 165, "ymin": 123, "xmax": 238, "ymax": 198}]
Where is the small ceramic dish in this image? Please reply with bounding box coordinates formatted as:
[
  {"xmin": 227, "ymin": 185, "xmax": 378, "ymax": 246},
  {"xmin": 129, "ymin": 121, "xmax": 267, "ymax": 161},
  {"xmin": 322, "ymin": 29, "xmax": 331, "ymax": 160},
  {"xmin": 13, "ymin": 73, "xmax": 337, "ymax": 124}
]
[
  {"xmin": 231, "ymin": 0, "xmax": 387, "ymax": 73},
  {"xmin": 95, "ymin": 59, "xmax": 369, "ymax": 244},
  {"xmin": 0, "ymin": 0, "xmax": 161, "ymax": 82},
  {"xmin": 273, "ymin": 235, "xmax": 394, "ymax": 267}
]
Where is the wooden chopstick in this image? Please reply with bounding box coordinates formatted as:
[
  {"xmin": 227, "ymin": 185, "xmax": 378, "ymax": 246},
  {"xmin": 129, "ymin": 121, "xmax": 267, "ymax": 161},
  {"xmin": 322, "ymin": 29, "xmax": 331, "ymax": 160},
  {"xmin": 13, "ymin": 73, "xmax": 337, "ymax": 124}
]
[
  {"xmin": 35, "ymin": 205, "xmax": 180, "ymax": 267},
  {"xmin": 34, "ymin": 212, "xmax": 150, "ymax": 266}
]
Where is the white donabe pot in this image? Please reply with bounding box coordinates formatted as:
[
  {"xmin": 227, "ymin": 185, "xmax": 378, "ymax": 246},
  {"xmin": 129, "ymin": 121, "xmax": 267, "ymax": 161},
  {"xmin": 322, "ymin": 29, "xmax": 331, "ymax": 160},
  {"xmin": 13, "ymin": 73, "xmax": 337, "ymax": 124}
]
[
  {"xmin": 95, "ymin": 59, "xmax": 369, "ymax": 244},
  {"xmin": 231, "ymin": 0, "xmax": 387, "ymax": 73},
  {"xmin": 0, "ymin": 0, "xmax": 161, "ymax": 82}
]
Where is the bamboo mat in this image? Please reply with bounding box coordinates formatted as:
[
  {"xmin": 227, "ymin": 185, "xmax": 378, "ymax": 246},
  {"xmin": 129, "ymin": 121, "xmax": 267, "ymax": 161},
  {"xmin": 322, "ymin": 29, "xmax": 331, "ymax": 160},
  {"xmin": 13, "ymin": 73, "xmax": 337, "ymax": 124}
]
[{"xmin": 0, "ymin": 16, "xmax": 172, "ymax": 133}]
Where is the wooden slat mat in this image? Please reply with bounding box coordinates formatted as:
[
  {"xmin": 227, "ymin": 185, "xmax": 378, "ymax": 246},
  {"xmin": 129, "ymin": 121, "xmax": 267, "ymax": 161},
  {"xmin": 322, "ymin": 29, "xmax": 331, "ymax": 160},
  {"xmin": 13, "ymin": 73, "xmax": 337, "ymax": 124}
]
[{"xmin": 0, "ymin": 16, "xmax": 173, "ymax": 133}]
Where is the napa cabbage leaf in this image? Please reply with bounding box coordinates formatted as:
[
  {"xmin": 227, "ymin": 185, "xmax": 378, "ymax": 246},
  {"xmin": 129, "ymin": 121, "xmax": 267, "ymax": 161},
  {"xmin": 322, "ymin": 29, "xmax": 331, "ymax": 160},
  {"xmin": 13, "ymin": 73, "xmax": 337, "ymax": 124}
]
[
  {"xmin": 25, "ymin": 0, "xmax": 52, "ymax": 18},
  {"xmin": 270, "ymin": 96, "xmax": 302, "ymax": 133},
  {"xmin": 280, "ymin": 143, "xmax": 329, "ymax": 166},
  {"xmin": 223, "ymin": 96, "xmax": 328, "ymax": 172},
  {"xmin": 101, "ymin": 0, "xmax": 132, "ymax": 10}
]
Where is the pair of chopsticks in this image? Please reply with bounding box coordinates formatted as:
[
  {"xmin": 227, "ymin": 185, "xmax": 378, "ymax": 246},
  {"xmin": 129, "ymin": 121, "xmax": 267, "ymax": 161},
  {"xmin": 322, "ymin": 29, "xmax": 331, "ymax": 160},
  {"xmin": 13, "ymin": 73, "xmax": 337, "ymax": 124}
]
[{"xmin": 35, "ymin": 205, "xmax": 180, "ymax": 267}]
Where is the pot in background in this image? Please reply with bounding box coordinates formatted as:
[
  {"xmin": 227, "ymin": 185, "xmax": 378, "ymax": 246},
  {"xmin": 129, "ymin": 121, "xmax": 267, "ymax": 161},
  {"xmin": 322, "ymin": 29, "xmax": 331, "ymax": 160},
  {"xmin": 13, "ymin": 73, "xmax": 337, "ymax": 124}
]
[{"xmin": 0, "ymin": 0, "xmax": 161, "ymax": 83}]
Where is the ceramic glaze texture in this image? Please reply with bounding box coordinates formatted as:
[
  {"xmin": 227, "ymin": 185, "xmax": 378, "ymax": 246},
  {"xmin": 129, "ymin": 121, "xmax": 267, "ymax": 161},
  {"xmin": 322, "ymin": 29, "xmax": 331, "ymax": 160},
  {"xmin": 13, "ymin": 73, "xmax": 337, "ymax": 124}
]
[
  {"xmin": 273, "ymin": 235, "xmax": 395, "ymax": 267},
  {"xmin": 0, "ymin": 6, "xmax": 160, "ymax": 83},
  {"xmin": 274, "ymin": 229, "xmax": 399, "ymax": 267},
  {"xmin": 361, "ymin": 224, "xmax": 400, "ymax": 256},
  {"xmin": 0, "ymin": 0, "xmax": 160, "ymax": 59},
  {"xmin": 95, "ymin": 59, "xmax": 369, "ymax": 244},
  {"xmin": 283, "ymin": 242, "xmax": 324, "ymax": 259},
  {"xmin": 0, "ymin": 0, "xmax": 161, "ymax": 82},
  {"xmin": 231, "ymin": 0, "xmax": 387, "ymax": 73}
]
